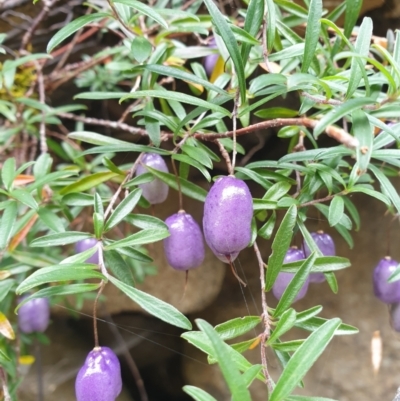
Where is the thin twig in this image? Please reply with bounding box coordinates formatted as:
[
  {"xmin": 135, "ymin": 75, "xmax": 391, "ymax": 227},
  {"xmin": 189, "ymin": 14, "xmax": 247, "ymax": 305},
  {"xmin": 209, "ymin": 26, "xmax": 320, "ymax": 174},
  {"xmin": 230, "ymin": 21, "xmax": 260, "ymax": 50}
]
[
  {"xmin": 34, "ymin": 61, "xmax": 48, "ymax": 155},
  {"xmin": 253, "ymin": 242, "xmax": 273, "ymax": 393},
  {"xmin": 231, "ymin": 88, "xmax": 240, "ymax": 172},
  {"xmin": 262, "ymin": 19, "xmax": 273, "ymax": 72},
  {"xmin": 215, "ymin": 139, "xmax": 233, "ymax": 174},
  {"xmin": 0, "ymin": 367, "xmax": 11, "ymax": 401},
  {"xmin": 93, "ymin": 280, "xmax": 106, "ymax": 348},
  {"xmin": 298, "ymin": 192, "xmax": 344, "ymax": 208}
]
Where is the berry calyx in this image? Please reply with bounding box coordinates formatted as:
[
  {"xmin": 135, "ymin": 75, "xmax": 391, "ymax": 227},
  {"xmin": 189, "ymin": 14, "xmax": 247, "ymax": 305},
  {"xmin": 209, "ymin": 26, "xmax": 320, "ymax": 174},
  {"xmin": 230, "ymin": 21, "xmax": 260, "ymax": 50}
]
[
  {"xmin": 373, "ymin": 256, "xmax": 400, "ymax": 304},
  {"xmin": 75, "ymin": 238, "xmax": 99, "ymax": 264},
  {"xmin": 75, "ymin": 346, "xmax": 122, "ymax": 401},
  {"xmin": 164, "ymin": 210, "xmax": 205, "ymax": 271},
  {"xmin": 272, "ymin": 247, "xmax": 309, "ymax": 303},
  {"xmin": 18, "ymin": 297, "xmax": 50, "ymax": 334},
  {"xmin": 303, "ymin": 231, "xmax": 336, "ymax": 283},
  {"xmin": 135, "ymin": 153, "xmax": 169, "ymax": 204},
  {"xmin": 203, "ymin": 176, "xmax": 253, "ymax": 262}
]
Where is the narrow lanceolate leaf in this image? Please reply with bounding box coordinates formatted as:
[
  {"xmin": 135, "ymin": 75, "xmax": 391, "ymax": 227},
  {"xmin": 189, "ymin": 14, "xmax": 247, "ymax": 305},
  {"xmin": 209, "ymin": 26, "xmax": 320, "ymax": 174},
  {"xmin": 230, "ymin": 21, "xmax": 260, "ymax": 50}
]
[
  {"xmin": 282, "ymin": 256, "xmax": 350, "ymax": 273},
  {"xmin": 183, "ymin": 385, "xmax": 218, "ymax": 401},
  {"xmin": 1, "ymin": 157, "xmax": 16, "ymax": 191},
  {"xmin": 265, "ymin": 0, "xmax": 276, "ymax": 52},
  {"xmin": 0, "ymin": 279, "xmax": 15, "ymax": 303},
  {"xmin": 14, "ymin": 283, "xmax": 100, "ymax": 312},
  {"xmin": 214, "ymin": 316, "xmax": 262, "ymax": 341},
  {"xmin": 0, "ymin": 312, "xmax": 15, "ymax": 340},
  {"xmin": 104, "ymin": 228, "xmax": 170, "ymax": 250},
  {"xmin": 328, "ymin": 196, "xmax": 344, "ymax": 227},
  {"xmin": 104, "ymin": 250, "xmax": 135, "ymax": 287},
  {"xmin": 60, "ymin": 172, "xmax": 119, "ymax": 195},
  {"xmin": 104, "ymin": 188, "xmax": 142, "ymax": 231},
  {"xmin": 313, "ymin": 98, "xmax": 375, "ymax": 137},
  {"xmin": 68, "ymin": 131, "xmax": 129, "ymax": 146},
  {"xmin": 301, "ymin": 0, "xmax": 322, "ymax": 73},
  {"xmin": 346, "ymin": 17, "xmax": 373, "ymax": 98},
  {"xmin": 30, "ymin": 232, "xmax": 92, "ymax": 247},
  {"xmin": 295, "ymin": 316, "xmax": 358, "ymax": 335},
  {"xmin": 343, "ymin": 0, "xmax": 363, "ymax": 38},
  {"xmin": 369, "ymin": 164, "xmax": 400, "ymax": 214},
  {"xmin": 121, "ymin": 90, "xmax": 231, "ymax": 117},
  {"xmin": 109, "ymin": 276, "xmax": 191, "ymax": 330},
  {"xmin": 267, "ymin": 308, "xmax": 297, "ymax": 344},
  {"xmin": 124, "ymin": 214, "xmax": 167, "ymax": 230},
  {"xmin": 112, "ymin": 0, "xmax": 168, "ymax": 28},
  {"xmin": 241, "ymin": 0, "xmax": 264, "ymax": 61},
  {"xmin": 47, "ymin": 13, "xmax": 110, "ymax": 53},
  {"xmin": 16, "ymin": 264, "xmax": 104, "ymax": 294},
  {"xmin": 196, "ymin": 319, "xmax": 252, "ymax": 401},
  {"xmin": 38, "ymin": 208, "xmax": 65, "ymax": 233},
  {"xmin": 269, "ymin": 318, "xmax": 342, "ymax": 401},
  {"xmin": 353, "ymin": 109, "xmax": 373, "ymax": 174},
  {"xmin": 266, "ymin": 205, "xmax": 297, "ymax": 291},
  {"xmin": 0, "ymin": 201, "xmax": 17, "ymax": 249},
  {"xmin": 274, "ymin": 252, "xmax": 317, "ymax": 317},
  {"xmin": 145, "ymin": 166, "xmax": 207, "ymax": 202},
  {"xmin": 203, "ymin": 0, "xmax": 246, "ymax": 103},
  {"xmin": 11, "ymin": 189, "xmax": 38, "ymax": 210}
]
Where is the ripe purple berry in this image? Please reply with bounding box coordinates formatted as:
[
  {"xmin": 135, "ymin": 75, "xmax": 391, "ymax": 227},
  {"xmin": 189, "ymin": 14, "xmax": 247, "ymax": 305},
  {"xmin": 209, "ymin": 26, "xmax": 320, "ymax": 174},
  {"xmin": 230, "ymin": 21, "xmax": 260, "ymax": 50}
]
[
  {"xmin": 203, "ymin": 176, "xmax": 253, "ymax": 262},
  {"xmin": 18, "ymin": 297, "xmax": 50, "ymax": 334},
  {"xmin": 164, "ymin": 211, "xmax": 205, "ymax": 270},
  {"xmin": 303, "ymin": 231, "xmax": 336, "ymax": 283},
  {"xmin": 75, "ymin": 346, "xmax": 122, "ymax": 401},
  {"xmin": 75, "ymin": 238, "xmax": 99, "ymax": 264},
  {"xmin": 135, "ymin": 153, "xmax": 169, "ymax": 204},
  {"xmin": 373, "ymin": 256, "xmax": 400, "ymax": 304},
  {"xmin": 204, "ymin": 38, "xmax": 219, "ymax": 76},
  {"xmin": 272, "ymin": 247, "xmax": 309, "ymax": 302}
]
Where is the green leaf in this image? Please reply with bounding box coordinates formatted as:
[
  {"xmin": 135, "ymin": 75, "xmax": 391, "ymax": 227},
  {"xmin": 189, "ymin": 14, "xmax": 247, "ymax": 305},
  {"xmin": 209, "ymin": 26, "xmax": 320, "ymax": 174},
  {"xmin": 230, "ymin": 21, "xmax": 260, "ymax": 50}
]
[
  {"xmin": 112, "ymin": 0, "xmax": 168, "ymax": 28},
  {"xmin": 109, "ymin": 276, "xmax": 191, "ymax": 330},
  {"xmin": 120, "ymin": 90, "xmax": 230, "ymax": 117},
  {"xmin": 93, "ymin": 212, "xmax": 104, "ymax": 239},
  {"xmin": 0, "ymin": 201, "xmax": 17, "ymax": 249},
  {"xmin": 266, "ymin": 205, "xmax": 297, "ymax": 291},
  {"xmin": 196, "ymin": 319, "xmax": 252, "ymax": 401},
  {"xmin": 346, "ymin": 17, "xmax": 373, "ymax": 98},
  {"xmin": 286, "ymin": 396, "xmax": 339, "ymax": 401},
  {"xmin": 301, "ymin": 0, "xmax": 322, "ymax": 73},
  {"xmin": 255, "ymin": 107, "xmax": 298, "ymax": 119},
  {"xmin": 274, "ymin": 252, "xmax": 317, "ymax": 317},
  {"xmin": 267, "ymin": 308, "xmax": 297, "ymax": 344},
  {"xmin": 258, "ymin": 211, "xmax": 276, "ymax": 240},
  {"xmin": 104, "ymin": 228, "xmax": 169, "ymax": 250},
  {"xmin": 104, "ymin": 250, "xmax": 135, "ymax": 287},
  {"xmin": 343, "ymin": 0, "xmax": 363, "ymax": 38},
  {"xmin": 172, "ymin": 154, "xmax": 211, "ymax": 182},
  {"xmin": 313, "ymin": 98, "xmax": 375, "ymax": 137},
  {"xmin": 131, "ymin": 36, "xmax": 152, "ymax": 63},
  {"xmin": 33, "ymin": 153, "xmax": 52, "ymax": 180},
  {"xmin": 214, "ymin": 316, "xmax": 261, "ymax": 341},
  {"xmin": 352, "ymin": 109, "xmax": 373, "ymax": 175},
  {"xmin": 62, "ymin": 193, "xmax": 94, "ymax": 206},
  {"xmin": 295, "ymin": 305, "xmax": 323, "ymax": 323},
  {"xmin": 68, "ymin": 131, "xmax": 129, "ymax": 146},
  {"xmin": 183, "ymin": 386, "xmax": 218, "ymax": 401},
  {"xmin": 146, "ymin": 166, "xmax": 207, "ymax": 202},
  {"xmin": 38, "ymin": 208, "xmax": 65, "ymax": 233},
  {"xmin": 0, "ymin": 279, "xmax": 15, "ymax": 303},
  {"xmin": 60, "ymin": 172, "xmax": 119, "ymax": 195},
  {"xmin": 47, "ymin": 13, "xmax": 110, "ymax": 53},
  {"xmin": 203, "ymin": 0, "xmax": 246, "ymax": 103},
  {"xmin": 16, "ymin": 264, "xmax": 104, "ymax": 294},
  {"xmin": 265, "ymin": 0, "xmax": 276, "ymax": 51},
  {"xmin": 104, "ymin": 188, "xmax": 142, "ymax": 231},
  {"xmin": 347, "ymin": 185, "xmax": 390, "ymax": 206},
  {"xmin": 15, "ymin": 283, "xmax": 100, "ymax": 312},
  {"xmin": 1, "ymin": 157, "xmax": 15, "ymax": 191},
  {"xmin": 142, "ymin": 65, "xmax": 227, "ymax": 95},
  {"xmin": 241, "ymin": 0, "xmax": 264, "ymax": 61},
  {"xmin": 282, "ymin": 256, "xmax": 350, "ymax": 273},
  {"xmin": 124, "ymin": 213, "xmax": 168, "ymax": 230},
  {"xmin": 30, "ymin": 232, "xmax": 92, "ymax": 247},
  {"xmin": 269, "ymin": 318, "xmax": 342, "ymax": 401},
  {"xmin": 369, "ymin": 164, "xmax": 400, "ymax": 214},
  {"xmin": 328, "ymin": 196, "xmax": 344, "ymax": 227},
  {"xmin": 295, "ymin": 316, "xmax": 358, "ymax": 335},
  {"xmin": 11, "ymin": 189, "xmax": 38, "ymax": 210}
]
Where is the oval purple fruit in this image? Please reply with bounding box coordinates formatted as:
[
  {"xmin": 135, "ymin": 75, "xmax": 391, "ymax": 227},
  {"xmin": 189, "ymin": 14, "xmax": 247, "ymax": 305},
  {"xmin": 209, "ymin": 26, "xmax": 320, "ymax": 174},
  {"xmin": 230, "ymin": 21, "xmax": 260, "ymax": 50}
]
[
  {"xmin": 75, "ymin": 346, "xmax": 122, "ymax": 401},
  {"xmin": 373, "ymin": 256, "xmax": 400, "ymax": 304},
  {"xmin": 204, "ymin": 38, "xmax": 219, "ymax": 77},
  {"xmin": 303, "ymin": 231, "xmax": 336, "ymax": 283},
  {"xmin": 164, "ymin": 211, "xmax": 205, "ymax": 270},
  {"xmin": 272, "ymin": 247, "xmax": 309, "ymax": 302},
  {"xmin": 18, "ymin": 297, "xmax": 50, "ymax": 334},
  {"xmin": 136, "ymin": 153, "xmax": 169, "ymax": 204},
  {"xmin": 75, "ymin": 238, "xmax": 99, "ymax": 264},
  {"xmin": 203, "ymin": 176, "xmax": 253, "ymax": 262}
]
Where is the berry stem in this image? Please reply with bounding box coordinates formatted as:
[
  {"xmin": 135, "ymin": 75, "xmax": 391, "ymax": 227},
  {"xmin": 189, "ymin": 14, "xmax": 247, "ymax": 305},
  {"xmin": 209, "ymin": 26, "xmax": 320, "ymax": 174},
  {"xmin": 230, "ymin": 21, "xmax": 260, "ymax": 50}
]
[
  {"xmin": 171, "ymin": 158, "xmax": 183, "ymax": 210},
  {"xmin": 215, "ymin": 139, "xmax": 233, "ymax": 174},
  {"xmin": 228, "ymin": 258, "xmax": 247, "ymax": 287},
  {"xmin": 93, "ymin": 280, "xmax": 106, "ymax": 349},
  {"xmin": 231, "ymin": 88, "xmax": 240, "ymax": 173}
]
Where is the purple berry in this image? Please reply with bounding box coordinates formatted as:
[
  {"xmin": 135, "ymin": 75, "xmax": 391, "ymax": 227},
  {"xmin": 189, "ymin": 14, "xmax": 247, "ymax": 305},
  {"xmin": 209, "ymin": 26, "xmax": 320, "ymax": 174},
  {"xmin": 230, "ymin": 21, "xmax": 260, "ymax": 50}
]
[
  {"xmin": 164, "ymin": 211, "xmax": 205, "ymax": 270},
  {"xmin": 390, "ymin": 303, "xmax": 400, "ymax": 332},
  {"xmin": 75, "ymin": 238, "xmax": 99, "ymax": 264},
  {"xmin": 135, "ymin": 153, "xmax": 169, "ymax": 204},
  {"xmin": 203, "ymin": 176, "xmax": 253, "ymax": 263},
  {"xmin": 373, "ymin": 257, "xmax": 400, "ymax": 304},
  {"xmin": 204, "ymin": 38, "xmax": 219, "ymax": 76},
  {"xmin": 303, "ymin": 231, "xmax": 336, "ymax": 283},
  {"xmin": 75, "ymin": 346, "xmax": 122, "ymax": 401},
  {"xmin": 18, "ymin": 297, "xmax": 50, "ymax": 334},
  {"xmin": 272, "ymin": 247, "xmax": 309, "ymax": 302}
]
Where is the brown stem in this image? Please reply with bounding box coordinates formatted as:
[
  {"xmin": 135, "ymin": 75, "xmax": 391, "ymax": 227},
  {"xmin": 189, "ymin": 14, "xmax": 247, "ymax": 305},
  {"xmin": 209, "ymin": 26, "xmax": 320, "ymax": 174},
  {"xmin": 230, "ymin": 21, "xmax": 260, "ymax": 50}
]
[
  {"xmin": 93, "ymin": 280, "xmax": 106, "ymax": 348},
  {"xmin": 171, "ymin": 158, "xmax": 183, "ymax": 210},
  {"xmin": 298, "ymin": 192, "xmax": 344, "ymax": 209},
  {"xmin": 228, "ymin": 259, "xmax": 247, "ymax": 287},
  {"xmin": 253, "ymin": 242, "xmax": 273, "ymax": 393},
  {"xmin": 215, "ymin": 139, "xmax": 233, "ymax": 175},
  {"xmin": 231, "ymin": 89, "xmax": 240, "ymax": 172}
]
